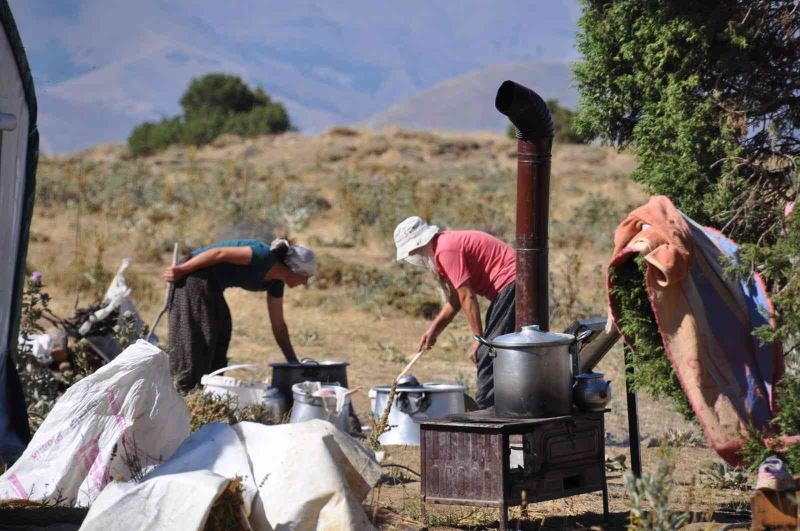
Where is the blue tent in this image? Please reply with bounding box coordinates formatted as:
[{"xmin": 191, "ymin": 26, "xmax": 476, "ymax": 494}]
[{"xmin": 0, "ymin": 0, "xmax": 38, "ymax": 462}]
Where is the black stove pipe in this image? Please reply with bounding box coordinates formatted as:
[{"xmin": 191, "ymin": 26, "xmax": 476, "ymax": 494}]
[{"xmin": 495, "ymin": 80, "xmax": 554, "ymax": 331}]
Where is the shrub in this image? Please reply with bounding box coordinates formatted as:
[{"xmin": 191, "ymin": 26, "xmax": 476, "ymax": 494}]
[
  {"xmin": 223, "ymin": 104, "xmax": 290, "ymax": 137},
  {"xmin": 180, "ymin": 73, "xmax": 264, "ymax": 119},
  {"xmin": 128, "ymin": 117, "xmax": 183, "ymax": 156},
  {"xmin": 625, "ymin": 458, "xmax": 688, "ymax": 530},
  {"xmin": 127, "ymin": 73, "xmax": 291, "ymax": 156}
]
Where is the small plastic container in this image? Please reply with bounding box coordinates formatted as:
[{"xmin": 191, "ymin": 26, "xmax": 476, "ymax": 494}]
[{"xmin": 200, "ymin": 364, "xmax": 269, "ymax": 406}]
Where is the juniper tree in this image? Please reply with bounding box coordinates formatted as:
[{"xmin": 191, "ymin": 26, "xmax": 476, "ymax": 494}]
[{"xmin": 574, "ymin": 0, "xmax": 799, "ymax": 462}]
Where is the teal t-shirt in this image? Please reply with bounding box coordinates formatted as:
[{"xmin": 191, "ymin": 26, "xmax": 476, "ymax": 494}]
[{"xmin": 191, "ymin": 239, "xmax": 284, "ymax": 297}]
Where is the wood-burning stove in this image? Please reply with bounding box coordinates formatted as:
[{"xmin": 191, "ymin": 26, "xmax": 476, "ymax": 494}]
[{"xmin": 419, "ymin": 410, "xmax": 609, "ymax": 530}]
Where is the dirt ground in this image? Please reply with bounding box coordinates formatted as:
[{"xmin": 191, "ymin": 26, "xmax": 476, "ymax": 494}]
[
  {"xmin": 368, "ymin": 444, "xmax": 751, "ymax": 530},
  {"xmin": 24, "ymin": 130, "xmax": 756, "ymax": 529}
]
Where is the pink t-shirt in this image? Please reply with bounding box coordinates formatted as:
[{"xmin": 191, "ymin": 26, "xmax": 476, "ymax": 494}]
[{"xmin": 433, "ymin": 230, "xmax": 516, "ymax": 301}]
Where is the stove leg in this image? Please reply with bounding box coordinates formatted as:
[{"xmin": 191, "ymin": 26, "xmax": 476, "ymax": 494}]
[{"xmin": 499, "ymin": 503, "xmax": 509, "ymax": 531}]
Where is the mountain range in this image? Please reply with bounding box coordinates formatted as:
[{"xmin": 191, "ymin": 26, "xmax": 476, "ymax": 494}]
[
  {"xmin": 9, "ymin": 0, "xmax": 581, "ymax": 153},
  {"xmin": 361, "ymin": 60, "xmax": 576, "ymax": 133}
]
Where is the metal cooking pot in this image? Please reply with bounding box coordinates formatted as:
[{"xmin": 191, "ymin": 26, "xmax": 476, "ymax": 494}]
[
  {"xmin": 270, "ymin": 358, "xmax": 349, "ymax": 407},
  {"xmin": 369, "ymin": 376, "xmax": 466, "ymax": 445},
  {"xmin": 572, "ymin": 371, "xmax": 612, "ymax": 411},
  {"xmin": 263, "ymin": 387, "xmax": 289, "ymax": 422},
  {"xmin": 475, "ymin": 325, "xmax": 591, "ymax": 418}
]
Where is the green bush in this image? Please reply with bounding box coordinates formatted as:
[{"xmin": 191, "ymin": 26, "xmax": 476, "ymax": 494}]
[
  {"xmin": 575, "ymin": 1, "xmax": 799, "ymax": 457},
  {"xmin": 180, "ymin": 73, "xmax": 267, "ymax": 119},
  {"xmin": 223, "ymin": 104, "xmax": 290, "ymax": 137},
  {"xmin": 128, "ymin": 117, "xmax": 183, "ymax": 156},
  {"xmin": 127, "ymin": 73, "xmax": 291, "ymax": 156}
]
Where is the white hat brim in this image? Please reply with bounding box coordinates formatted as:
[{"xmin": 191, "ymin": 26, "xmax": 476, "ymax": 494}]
[{"xmin": 396, "ymin": 225, "xmax": 439, "ymax": 261}]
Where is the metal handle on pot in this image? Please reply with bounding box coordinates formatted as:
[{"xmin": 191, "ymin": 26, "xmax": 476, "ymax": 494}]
[
  {"xmin": 205, "ymin": 364, "xmax": 260, "ymax": 378},
  {"xmin": 299, "ymin": 357, "xmax": 320, "ymax": 377},
  {"xmin": 397, "ymin": 392, "xmax": 431, "ymax": 415},
  {"xmin": 570, "ymin": 329, "xmax": 594, "ymax": 376},
  {"xmin": 574, "ymin": 328, "xmax": 594, "ymax": 348},
  {"xmin": 473, "ymin": 335, "xmax": 497, "ymax": 357}
]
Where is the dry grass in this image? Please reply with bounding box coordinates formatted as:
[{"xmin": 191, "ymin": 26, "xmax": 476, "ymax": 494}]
[{"xmin": 24, "ymin": 129, "xmax": 749, "ymax": 529}]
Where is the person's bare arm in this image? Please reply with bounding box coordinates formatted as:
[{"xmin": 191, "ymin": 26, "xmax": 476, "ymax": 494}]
[
  {"xmin": 267, "ymin": 294, "xmax": 299, "ymax": 363},
  {"xmin": 418, "ymin": 286, "xmax": 461, "ymax": 350},
  {"xmin": 456, "ymin": 282, "xmax": 483, "ymax": 364},
  {"xmin": 163, "ymin": 246, "xmax": 252, "ymax": 282}
]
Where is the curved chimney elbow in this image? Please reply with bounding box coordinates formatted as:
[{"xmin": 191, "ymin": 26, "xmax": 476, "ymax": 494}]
[{"xmin": 495, "ymin": 80, "xmax": 554, "ymax": 141}]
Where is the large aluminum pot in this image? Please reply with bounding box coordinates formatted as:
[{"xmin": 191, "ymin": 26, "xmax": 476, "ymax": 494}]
[
  {"xmin": 370, "ymin": 377, "xmax": 466, "ymax": 445},
  {"xmin": 270, "ymin": 358, "xmax": 349, "ymax": 407},
  {"xmin": 289, "ymin": 382, "xmax": 350, "ymax": 432},
  {"xmin": 475, "ymin": 325, "xmax": 590, "ymax": 418}
]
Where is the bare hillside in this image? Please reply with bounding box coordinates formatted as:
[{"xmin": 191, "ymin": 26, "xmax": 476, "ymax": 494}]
[{"xmin": 360, "ymin": 61, "xmax": 576, "ymax": 132}]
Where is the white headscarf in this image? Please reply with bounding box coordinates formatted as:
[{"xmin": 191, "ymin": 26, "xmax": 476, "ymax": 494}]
[{"xmin": 270, "ymin": 238, "xmax": 318, "ymax": 277}]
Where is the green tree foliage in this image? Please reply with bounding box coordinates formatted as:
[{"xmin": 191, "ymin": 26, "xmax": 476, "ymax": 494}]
[
  {"xmin": 575, "ymin": 1, "xmax": 799, "ymax": 463},
  {"xmin": 128, "ymin": 73, "xmax": 291, "ymax": 156},
  {"xmin": 506, "ymin": 99, "xmax": 585, "ymax": 144}
]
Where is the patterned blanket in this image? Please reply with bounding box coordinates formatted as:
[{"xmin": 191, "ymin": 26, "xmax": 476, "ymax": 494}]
[{"xmin": 608, "ymin": 196, "xmax": 783, "ymax": 465}]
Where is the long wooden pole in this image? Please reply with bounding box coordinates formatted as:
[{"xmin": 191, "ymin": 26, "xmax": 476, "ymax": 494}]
[{"xmin": 146, "ymin": 243, "xmax": 178, "ymax": 343}]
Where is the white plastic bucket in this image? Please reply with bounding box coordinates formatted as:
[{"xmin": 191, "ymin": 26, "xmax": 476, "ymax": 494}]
[{"xmin": 200, "ymin": 364, "xmax": 268, "ymax": 407}]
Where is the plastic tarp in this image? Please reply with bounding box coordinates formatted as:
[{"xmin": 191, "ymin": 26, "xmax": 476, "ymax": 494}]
[
  {"xmin": 235, "ymin": 420, "xmax": 382, "ymax": 530},
  {"xmin": 79, "ymin": 470, "xmax": 231, "ymax": 531},
  {"xmin": 0, "ymin": 0, "xmax": 39, "ymax": 462},
  {"xmin": 0, "ymin": 340, "xmax": 190, "ymax": 505},
  {"xmin": 81, "ymin": 420, "xmax": 382, "ymax": 531}
]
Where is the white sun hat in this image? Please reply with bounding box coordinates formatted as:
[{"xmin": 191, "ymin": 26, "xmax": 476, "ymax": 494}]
[{"xmin": 393, "ymin": 216, "xmax": 440, "ymax": 261}]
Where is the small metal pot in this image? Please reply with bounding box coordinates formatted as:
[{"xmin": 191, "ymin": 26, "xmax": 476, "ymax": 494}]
[
  {"xmin": 263, "ymin": 387, "xmax": 288, "ymax": 421},
  {"xmin": 270, "ymin": 358, "xmax": 349, "ymax": 407},
  {"xmin": 475, "ymin": 326, "xmax": 592, "ymax": 418},
  {"xmin": 572, "ymin": 372, "xmax": 612, "ymax": 411},
  {"xmin": 289, "ymin": 382, "xmax": 350, "ymax": 432}
]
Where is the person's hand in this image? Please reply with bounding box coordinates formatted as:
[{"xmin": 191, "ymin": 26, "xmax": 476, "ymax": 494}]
[
  {"xmin": 418, "ymin": 327, "xmax": 438, "ymax": 351},
  {"xmin": 163, "ymin": 265, "xmax": 186, "ymax": 283},
  {"xmin": 468, "ymin": 340, "xmax": 480, "ymax": 364}
]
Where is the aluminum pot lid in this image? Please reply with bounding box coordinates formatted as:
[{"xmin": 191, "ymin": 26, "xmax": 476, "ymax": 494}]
[
  {"xmin": 488, "ymin": 325, "xmax": 574, "ymax": 348},
  {"xmin": 396, "ymin": 374, "xmax": 420, "ymax": 387},
  {"xmin": 371, "ymin": 382, "xmax": 466, "ymax": 393},
  {"xmin": 269, "ymin": 358, "xmax": 349, "ymax": 368}
]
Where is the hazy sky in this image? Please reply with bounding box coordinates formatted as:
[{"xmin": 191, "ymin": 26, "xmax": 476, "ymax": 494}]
[{"xmin": 9, "ymin": 1, "xmax": 582, "ymax": 153}]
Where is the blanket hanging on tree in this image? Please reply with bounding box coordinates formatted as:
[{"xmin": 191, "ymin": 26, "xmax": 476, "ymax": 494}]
[{"xmin": 608, "ymin": 195, "xmax": 783, "ymax": 466}]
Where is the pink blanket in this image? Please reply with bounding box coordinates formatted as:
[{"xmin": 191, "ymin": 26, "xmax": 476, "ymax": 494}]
[{"xmin": 608, "ymin": 196, "xmax": 783, "ymax": 465}]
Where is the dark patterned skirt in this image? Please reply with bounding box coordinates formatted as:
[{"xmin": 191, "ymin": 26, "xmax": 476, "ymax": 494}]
[
  {"xmin": 474, "ymin": 281, "xmax": 516, "ymax": 409},
  {"xmin": 167, "ymin": 267, "xmax": 232, "ymax": 392}
]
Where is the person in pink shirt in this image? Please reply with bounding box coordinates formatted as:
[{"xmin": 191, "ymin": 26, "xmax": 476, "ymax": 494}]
[{"xmin": 394, "ymin": 216, "xmax": 516, "ymax": 408}]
